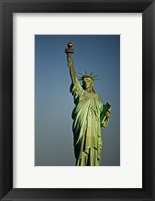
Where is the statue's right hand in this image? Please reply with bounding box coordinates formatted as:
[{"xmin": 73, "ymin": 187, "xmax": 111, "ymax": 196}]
[{"xmin": 67, "ymin": 55, "xmax": 73, "ymax": 67}]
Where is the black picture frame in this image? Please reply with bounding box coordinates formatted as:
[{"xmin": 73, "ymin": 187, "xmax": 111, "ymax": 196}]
[{"xmin": 0, "ymin": 0, "xmax": 155, "ymax": 200}]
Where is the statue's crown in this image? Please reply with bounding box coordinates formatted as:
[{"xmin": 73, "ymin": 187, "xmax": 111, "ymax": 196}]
[{"xmin": 78, "ymin": 71, "xmax": 99, "ymax": 82}]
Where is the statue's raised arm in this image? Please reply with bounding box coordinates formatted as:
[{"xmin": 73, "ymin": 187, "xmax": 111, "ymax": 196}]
[{"xmin": 65, "ymin": 42, "xmax": 77, "ymax": 85}]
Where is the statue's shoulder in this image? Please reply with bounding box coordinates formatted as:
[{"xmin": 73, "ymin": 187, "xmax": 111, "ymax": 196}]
[{"xmin": 95, "ymin": 93, "xmax": 103, "ymax": 103}]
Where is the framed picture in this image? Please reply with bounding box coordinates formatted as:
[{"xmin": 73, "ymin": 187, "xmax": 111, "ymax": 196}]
[{"xmin": 0, "ymin": 0, "xmax": 154, "ymax": 200}]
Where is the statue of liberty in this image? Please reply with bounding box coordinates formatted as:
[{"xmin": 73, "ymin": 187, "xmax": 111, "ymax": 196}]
[{"xmin": 65, "ymin": 42, "xmax": 111, "ymax": 166}]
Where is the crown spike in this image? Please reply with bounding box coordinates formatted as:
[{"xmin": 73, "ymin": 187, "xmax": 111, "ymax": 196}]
[{"xmin": 94, "ymin": 78, "xmax": 100, "ymax": 80}]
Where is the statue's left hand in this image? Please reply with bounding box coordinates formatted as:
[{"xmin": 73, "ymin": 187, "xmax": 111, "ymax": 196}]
[{"xmin": 105, "ymin": 110, "xmax": 111, "ymax": 118}]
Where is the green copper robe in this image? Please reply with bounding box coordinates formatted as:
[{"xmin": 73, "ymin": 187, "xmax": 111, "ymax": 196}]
[{"xmin": 71, "ymin": 78, "xmax": 110, "ymax": 166}]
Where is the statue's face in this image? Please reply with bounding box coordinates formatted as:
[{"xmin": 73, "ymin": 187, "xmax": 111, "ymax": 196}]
[{"xmin": 83, "ymin": 77, "xmax": 94, "ymax": 90}]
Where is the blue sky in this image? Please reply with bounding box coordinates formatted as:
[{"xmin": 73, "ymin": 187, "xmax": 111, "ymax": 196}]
[{"xmin": 35, "ymin": 35, "xmax": 120, "ymax": 166}]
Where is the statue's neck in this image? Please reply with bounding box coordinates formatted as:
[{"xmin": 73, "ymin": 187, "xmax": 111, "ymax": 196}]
[{"xmin": 85, "ymin": 88, "xmax": 93, "ymax": 93}]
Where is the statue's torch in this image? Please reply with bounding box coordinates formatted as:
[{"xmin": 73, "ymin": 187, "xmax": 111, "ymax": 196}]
[{"xmin": 65, "ymin": 42, "xmax": 74, "ymax": 54}]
